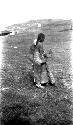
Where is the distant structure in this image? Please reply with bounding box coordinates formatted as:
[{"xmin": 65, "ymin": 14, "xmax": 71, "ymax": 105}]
[
  {"xmin": 0, "ymin": 30, "xmax": 12, "ymax": 36},
  {"xmin": 37, "ymin": 23, "xmax": 41, "ymax": 28}
]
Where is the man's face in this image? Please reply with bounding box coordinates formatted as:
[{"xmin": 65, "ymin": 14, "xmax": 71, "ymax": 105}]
[{"xmin": 39, "ymin": 37, "xmax": 44, "ymax": 42}]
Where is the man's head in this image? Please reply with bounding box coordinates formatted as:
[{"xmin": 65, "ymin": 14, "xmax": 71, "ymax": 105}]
[{"xmin": 37, "ymin": 33, "xmax": 45, "ymax": 43}]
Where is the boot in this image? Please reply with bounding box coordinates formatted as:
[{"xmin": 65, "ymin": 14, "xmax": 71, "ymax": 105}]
[{"xmin": 36, "ymin": 83, "xmax": 44, "ymax": 88}]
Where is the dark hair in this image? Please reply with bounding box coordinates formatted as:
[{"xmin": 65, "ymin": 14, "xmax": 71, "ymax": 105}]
[{"xmin": 37, "ymin": 33, "xmax": 45, "ymax": 42}]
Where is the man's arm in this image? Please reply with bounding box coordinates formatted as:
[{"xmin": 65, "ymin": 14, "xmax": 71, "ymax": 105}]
[
  {"xmin": 42, "ymin": 50, "xmax": 49, "ymax": 63},
  {"xmin": 29, "ymin": 44, "xmax": 35, "ymax": 54},
  {"xmin": 28, "ymin": 44, "xmax": 34, "ymax": 63}
]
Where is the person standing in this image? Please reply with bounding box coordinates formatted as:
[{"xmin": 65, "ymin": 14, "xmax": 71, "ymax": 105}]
[{"xmin": 29, "ymin": 33, "xmax": 55, "ymax": 88}]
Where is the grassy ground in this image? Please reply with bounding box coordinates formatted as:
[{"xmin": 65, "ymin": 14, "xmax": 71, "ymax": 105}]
[{"xmin": 1, "ymin": 20, "xmax": 73, "ymax": 125}]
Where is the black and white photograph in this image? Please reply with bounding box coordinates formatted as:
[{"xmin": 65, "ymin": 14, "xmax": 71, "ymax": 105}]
[{"xmin": 0, "ymin": 1, "xmax": 73, "ymax": 125}]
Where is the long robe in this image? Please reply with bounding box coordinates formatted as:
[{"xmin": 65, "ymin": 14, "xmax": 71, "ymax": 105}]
[{"xmin": 29, "ymin": 43, "xmax": 49, "ymax": 84}]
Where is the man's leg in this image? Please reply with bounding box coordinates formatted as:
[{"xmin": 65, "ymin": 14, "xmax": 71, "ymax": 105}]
[
  {"xmin": 45, "ymin": 63, "xmax": 55, "ymax": 84},
  {"xmin": 41, "ymin": 63, "xmax": 55, "ymax": 85},
  {"xmin": 40, "ymin": 63, "xmax": 49, "ymax": 84},
  {"xmin": 34, "ymin": 64, "xmax": 44, "ymax": 88}
]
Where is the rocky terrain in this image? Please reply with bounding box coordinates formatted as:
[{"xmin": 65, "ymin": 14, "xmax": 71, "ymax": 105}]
[{"xmin": 0, "ymin": 19, "xmax": 73, "ymax": 125}]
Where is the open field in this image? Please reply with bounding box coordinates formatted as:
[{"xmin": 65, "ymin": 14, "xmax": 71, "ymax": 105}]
[{"xmin": 1, "ymin": 20, "xmax": 73, "ymax": 125}]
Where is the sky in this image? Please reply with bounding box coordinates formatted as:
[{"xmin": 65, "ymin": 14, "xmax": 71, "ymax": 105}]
[{"xmin": 0, "ymin": 0, "xmax": 73, "ymax": 31}]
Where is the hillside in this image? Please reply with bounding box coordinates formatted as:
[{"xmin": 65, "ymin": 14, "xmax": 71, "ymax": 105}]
[{"xmin": 1, "ymin": 19, "xmax": 73, "ymax": 125}]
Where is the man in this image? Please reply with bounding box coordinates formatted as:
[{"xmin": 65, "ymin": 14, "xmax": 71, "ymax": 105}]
[{"xmin": 29, "ymin": 33, "xmax": 55, "ymax": 88}]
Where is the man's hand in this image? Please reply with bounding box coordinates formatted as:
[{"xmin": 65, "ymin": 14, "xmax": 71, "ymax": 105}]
[{"xmin": 43, "ymin": 53, "xmax": 48, "ymax": 59}]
